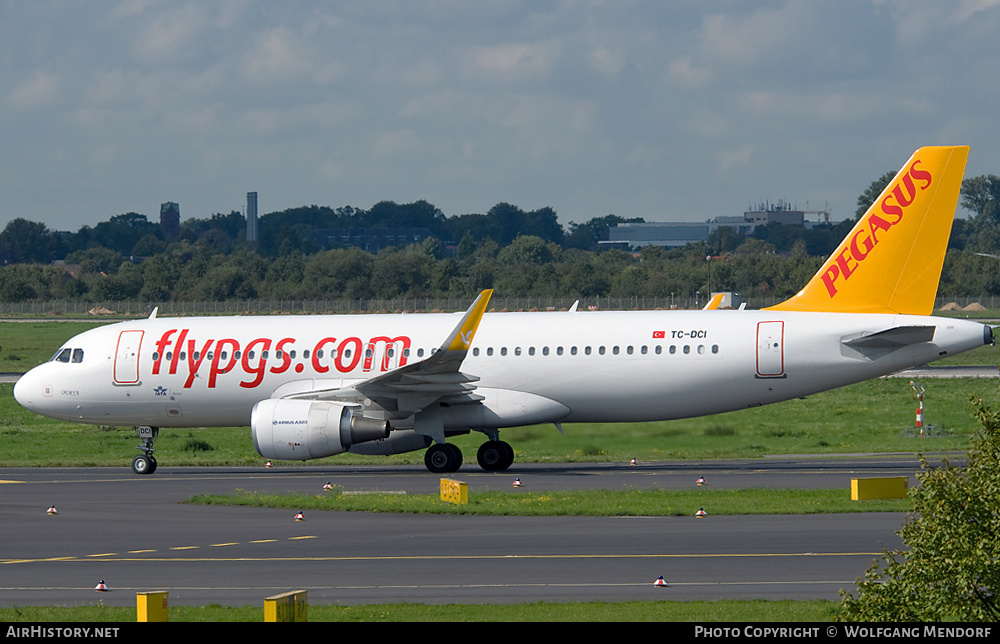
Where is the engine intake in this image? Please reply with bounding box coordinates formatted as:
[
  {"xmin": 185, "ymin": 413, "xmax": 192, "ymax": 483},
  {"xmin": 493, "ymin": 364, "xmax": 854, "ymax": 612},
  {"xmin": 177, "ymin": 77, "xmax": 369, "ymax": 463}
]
[{"xmin": 251, "ymin": 398, "xmax": 390, "ymax": 461}]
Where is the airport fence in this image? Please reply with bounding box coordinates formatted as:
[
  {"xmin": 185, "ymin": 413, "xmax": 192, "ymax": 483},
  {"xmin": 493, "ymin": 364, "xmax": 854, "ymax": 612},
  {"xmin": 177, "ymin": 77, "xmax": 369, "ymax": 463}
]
[{"xmin": 1, "ymin": 294, "xmax": 998, "ymax": 318}]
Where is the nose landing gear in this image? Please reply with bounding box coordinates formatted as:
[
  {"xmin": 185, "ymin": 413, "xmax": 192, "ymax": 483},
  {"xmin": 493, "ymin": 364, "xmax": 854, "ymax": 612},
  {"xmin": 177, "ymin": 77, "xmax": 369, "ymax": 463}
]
[{"xmin": 132, "ymin": 426, "xmax": 158, "ymax": 475}]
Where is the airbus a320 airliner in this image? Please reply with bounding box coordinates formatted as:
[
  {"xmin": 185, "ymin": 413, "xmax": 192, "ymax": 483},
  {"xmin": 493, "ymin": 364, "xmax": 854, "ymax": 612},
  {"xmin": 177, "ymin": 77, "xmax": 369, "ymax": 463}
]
[{"xmin": 13, "ymin": 146, "xmax": 993, "ymax": 475}]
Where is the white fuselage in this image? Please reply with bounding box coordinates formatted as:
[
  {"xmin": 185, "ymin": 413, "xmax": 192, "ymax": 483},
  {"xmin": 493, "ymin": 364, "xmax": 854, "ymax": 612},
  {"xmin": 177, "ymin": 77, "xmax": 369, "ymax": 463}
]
[{"xmin": 12, "ymin": 309, "xmax": 990, "ymax": 431}]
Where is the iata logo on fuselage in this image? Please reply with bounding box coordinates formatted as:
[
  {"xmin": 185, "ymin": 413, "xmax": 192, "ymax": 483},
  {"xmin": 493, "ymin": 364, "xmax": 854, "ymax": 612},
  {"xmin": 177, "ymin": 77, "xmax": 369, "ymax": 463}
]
[{"xmin": 820, "ymin": 158, "xmax": 933, "ymax": 298}]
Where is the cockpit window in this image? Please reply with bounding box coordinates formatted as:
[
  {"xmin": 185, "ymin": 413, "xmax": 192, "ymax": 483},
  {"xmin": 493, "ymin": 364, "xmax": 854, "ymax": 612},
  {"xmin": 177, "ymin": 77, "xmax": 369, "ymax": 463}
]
[{"xmin": 50, "ymin": 348, "xmax": 84, "ymax": 363}]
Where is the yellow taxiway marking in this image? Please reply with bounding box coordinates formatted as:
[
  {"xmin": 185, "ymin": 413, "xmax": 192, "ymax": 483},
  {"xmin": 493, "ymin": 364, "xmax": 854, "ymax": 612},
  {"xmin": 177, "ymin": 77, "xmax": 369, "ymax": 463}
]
[
  {"xmin": 169, "ymin": 546, "xmax": 199, "ymax": 551},
  {"xmin": 128, "ymin": 550, "xmax": 156, "ymax": 554},
  {"xmin": 289, "ymin": 536, "xmax": 317, "ymax": 541},
  {"xmin": 250, "ymin": 539, "xmax": 278, "ymax": 544},
  {"xmin": 211, "ymin": 542, "xmax": 240, "ymax": 547},
  {"xmin": 0, "ymin": 480, "xmax": 24, "ymax": 484},
  {"xmin": 85, "ymin": 553, "xmax": 118, "ymax": 558}
]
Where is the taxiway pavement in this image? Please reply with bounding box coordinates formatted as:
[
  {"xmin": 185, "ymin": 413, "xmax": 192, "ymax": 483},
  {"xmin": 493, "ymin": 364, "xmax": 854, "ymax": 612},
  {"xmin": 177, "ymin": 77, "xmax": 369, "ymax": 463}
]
[{"xmin": 0, "ymin": 457, "xmax": 922, "ymax": 607}]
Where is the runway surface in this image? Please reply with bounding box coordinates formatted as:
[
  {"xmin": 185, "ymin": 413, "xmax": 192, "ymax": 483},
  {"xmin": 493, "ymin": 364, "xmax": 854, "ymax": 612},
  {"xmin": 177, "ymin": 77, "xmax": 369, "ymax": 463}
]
[{"xmin": 0, "ymin": 457, "xmax": 923, "ymax": 607}]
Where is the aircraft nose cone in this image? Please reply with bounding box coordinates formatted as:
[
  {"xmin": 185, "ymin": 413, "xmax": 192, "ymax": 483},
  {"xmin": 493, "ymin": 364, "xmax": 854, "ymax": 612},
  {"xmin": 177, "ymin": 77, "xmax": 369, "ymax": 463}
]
[{"xmin": 13, "ymin": 371, "xmax": 37, "ymax": 411}]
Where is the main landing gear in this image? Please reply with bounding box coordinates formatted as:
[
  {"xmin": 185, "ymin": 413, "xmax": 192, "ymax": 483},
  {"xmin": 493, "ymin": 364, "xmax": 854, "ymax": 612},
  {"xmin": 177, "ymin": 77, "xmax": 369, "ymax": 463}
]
[
  {"xmin": 476, "ymin": 440, "xmax": 514, "ymax": 471},
  {"xmin": 132, "ymin": 426, "xmax": 158, "ymax": 475},
  {"xmin": 423, "ymin": 439, "xmax": 515, "ymax": 473}
]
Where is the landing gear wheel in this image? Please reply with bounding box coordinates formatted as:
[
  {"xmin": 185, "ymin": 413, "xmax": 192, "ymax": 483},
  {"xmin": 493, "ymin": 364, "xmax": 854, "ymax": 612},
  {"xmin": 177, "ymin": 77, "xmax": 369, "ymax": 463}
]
[
  {"xmin": 477, "ymin": 440, "xmax": 514, "ymax": 471},
  {"xmin": 131, "ymin": 454, "xmax": 155, "ymax": 475},
  {"xmin": 132, "ymin": 426, "xmax": 159, "ymax": 475},
  {"xmin": 425, "ymin": 443, "xmax": 463, "ymax": 473}
]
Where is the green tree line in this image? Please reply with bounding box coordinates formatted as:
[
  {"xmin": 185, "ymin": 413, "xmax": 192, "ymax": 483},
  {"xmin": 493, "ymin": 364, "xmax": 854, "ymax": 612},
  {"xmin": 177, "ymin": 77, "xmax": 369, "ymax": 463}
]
[{"xmin": 2, "ymin": 174, "xmax": 1000, "ymax": 303}]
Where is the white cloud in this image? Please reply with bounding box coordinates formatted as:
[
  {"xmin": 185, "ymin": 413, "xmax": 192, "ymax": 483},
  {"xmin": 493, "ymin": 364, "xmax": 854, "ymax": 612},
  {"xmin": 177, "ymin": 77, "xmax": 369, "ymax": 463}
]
[
  {"xmin": 588, "ymin": 47, "xmax": 626, "ymax": 77},
  {"xmin": 7, "ymin": 71, "xmax": 59, "ymax": 110},
  {"xmin": 240, "ymin": 26, "xmax": 313, "ymax": 83},
  {"xmin": 462, "ymin": 41, "xmax": 560, "ymax": 83},
  {"xmin": 667, "ymin": 57, "xmax": 711, "ymax": 88},
  {"xmin": 129, "ymin": 3, "xmax": 211, "ymax": 65},
  {"xmin": 950, "ymin": 0, "xmax": 1000, "ymax": 22}
]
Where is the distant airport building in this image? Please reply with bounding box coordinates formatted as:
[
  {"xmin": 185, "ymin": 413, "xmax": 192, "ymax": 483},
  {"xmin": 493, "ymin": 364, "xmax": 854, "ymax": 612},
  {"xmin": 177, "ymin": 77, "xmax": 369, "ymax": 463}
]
[
  {"xmin": 246, "ymin": 192, "xmax": 258, "ymax": 242},
  {"xmin": 604, "ymin": 200, "xmax": 830, "ymax": 250},
  {"xmin": 159, "ymin": 202, "xmax": 180, "ymax": 239}
]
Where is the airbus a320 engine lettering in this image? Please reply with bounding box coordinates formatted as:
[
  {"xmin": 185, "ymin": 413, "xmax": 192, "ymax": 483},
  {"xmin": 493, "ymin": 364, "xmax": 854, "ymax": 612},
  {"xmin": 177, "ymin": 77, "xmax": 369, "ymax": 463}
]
[{"xmin": 13, "ymin": 146, "xmax": 992, "ymax": 476}]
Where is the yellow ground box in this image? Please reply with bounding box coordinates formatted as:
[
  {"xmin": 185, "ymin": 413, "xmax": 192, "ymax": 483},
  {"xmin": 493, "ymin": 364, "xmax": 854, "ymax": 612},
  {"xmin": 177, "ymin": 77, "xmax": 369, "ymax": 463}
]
[
  {"xmin": 440, "ymin": 478, "xmax": 468, "ymax": 504},
  {"xmin": 136, "ymin": 591, "xmax": 168, "ymax": 622},
  {"xmin": 264, "ymin": 590, "xmax": 308, "ymax": 622},
  {"xmin": 851, "ymin": 476, "xmax": 909, "ymax": 500}
]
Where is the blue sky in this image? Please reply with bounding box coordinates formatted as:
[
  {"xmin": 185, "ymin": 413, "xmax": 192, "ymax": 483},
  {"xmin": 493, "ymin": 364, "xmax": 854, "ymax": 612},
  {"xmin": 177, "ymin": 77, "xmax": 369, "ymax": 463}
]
[{"xmin": 3, "ymin": 0, "xmax": 1000, "ymax": 233}]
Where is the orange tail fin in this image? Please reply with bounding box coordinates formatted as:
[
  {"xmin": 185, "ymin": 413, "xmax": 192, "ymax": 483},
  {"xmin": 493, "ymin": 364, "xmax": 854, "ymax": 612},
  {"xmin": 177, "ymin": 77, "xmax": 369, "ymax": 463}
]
[{"xmin": 766, "ymin": 146, "xmax": 968, "ymax": 315}]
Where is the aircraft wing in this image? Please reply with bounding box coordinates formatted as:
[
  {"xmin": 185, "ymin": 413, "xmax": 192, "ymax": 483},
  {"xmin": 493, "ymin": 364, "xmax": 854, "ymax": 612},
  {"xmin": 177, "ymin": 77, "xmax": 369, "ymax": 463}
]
[{"xmin": 282, "ymin": 290, "xmax": 493, "ymax": 415}]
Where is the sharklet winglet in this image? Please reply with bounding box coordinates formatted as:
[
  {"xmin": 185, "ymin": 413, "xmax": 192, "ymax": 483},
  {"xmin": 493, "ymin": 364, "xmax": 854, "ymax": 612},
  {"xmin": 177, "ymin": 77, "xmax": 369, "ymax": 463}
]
[{"xmin": 441, "ymin": 289, "xmax": 493, "ymax": 354}]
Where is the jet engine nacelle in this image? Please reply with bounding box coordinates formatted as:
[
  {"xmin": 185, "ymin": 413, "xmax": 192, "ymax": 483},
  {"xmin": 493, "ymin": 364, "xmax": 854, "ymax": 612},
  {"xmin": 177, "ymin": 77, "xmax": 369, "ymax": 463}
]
[{"xmin": 251, "ymin": 398, "xmax": 390, "ymax": 461}]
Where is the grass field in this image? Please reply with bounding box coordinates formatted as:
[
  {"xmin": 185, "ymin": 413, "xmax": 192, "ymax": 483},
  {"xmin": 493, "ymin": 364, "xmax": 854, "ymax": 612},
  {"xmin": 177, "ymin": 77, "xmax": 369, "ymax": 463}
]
[
  {"xmin": 187, "ymin": 486, "xmax": 912, "ymax": 516},
  {"xmin": 0, "ymin": 599, "xmax": 840, "ymax": 622},
  {"xmin": 2, "ymin": 375, "xmax": 995, "ymax": 468}
]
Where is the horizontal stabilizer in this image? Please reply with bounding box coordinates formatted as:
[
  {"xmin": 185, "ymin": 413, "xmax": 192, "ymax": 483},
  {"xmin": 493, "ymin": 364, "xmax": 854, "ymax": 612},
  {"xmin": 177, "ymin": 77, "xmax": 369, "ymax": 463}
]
[{"xmin": 842, "ymin": 325, "xmax": 935, "ymax": 350}]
